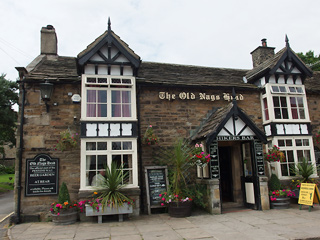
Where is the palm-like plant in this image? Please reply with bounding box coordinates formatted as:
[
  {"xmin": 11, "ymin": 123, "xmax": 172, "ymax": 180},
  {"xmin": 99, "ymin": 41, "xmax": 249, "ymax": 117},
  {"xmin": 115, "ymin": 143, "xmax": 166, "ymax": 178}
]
[
  {"xmin": 97, "ymin": 161, "xmax": 132, "ymax": 209},
  {"xmin": 290, "ymin": 158, "xmax": 318, "ymax": 183},
  {"xmin": 169, "ymin": 138, "xmax": 193, "ymax": 196}
]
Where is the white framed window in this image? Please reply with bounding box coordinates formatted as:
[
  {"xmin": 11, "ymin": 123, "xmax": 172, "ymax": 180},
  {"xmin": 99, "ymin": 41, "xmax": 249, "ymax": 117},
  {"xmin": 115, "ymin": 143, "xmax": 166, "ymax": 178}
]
[
  {"xmin": 271, "ymin": 136, "xmax": 317, "ymax": 178},
  {"xmin": 261, "ymin": 84, "xmax": 309, "ymax": 123},
  {"xmin": 80, "ymin": 138, "xmax": 138, "ymax": 190},
  {"xmin": 81, "ymin": 75, "xmax": 136, "ymax": 121}
]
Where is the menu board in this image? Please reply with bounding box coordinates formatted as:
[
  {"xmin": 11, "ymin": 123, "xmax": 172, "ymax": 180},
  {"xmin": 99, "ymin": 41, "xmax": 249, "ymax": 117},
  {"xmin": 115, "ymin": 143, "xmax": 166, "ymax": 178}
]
[
  {"xmin": 254, "ymin": 140, "xmax": 265, "ymax": 176},
  {"xmin": 209, "ymin": 142, "xmax": 219, "ymax": 179},
  {"xmin": 145, "ymin": 166, "xmax": 168, "ymax": 214},
  {"xmin": 26, "ymin": 154, "xmax": 59, "ymax": 196}
]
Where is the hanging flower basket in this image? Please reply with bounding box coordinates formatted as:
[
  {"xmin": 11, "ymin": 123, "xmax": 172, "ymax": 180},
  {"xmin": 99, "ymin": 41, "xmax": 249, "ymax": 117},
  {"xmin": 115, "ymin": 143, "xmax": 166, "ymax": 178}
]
[
  {"xmin": 264, "ymin": 145, "xmax": 285, "ymax": 162},
  {"xmin": 54, "ymin": 129, "xmax": 79, "ymax": 151},
  {"xmin": 142, "ymin": 125, "xmax": 158, "ymax": 145}
]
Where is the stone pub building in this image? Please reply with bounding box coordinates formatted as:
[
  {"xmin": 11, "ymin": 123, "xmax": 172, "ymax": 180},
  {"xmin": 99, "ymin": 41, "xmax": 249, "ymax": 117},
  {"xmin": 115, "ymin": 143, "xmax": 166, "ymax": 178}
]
[{"xmin": 14, "ymin": 20, "xmax": 320, "ymax": 221}]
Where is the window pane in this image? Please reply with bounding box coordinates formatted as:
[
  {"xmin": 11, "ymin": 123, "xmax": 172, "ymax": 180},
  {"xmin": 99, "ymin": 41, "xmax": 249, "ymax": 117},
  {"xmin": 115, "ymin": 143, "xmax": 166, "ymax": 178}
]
[
  {"xmin": 286, "ymin": 140, "xmax": 292, "ymax": 146},
  {"xmin": 272, "ymin": 86, "xmax": 279, "ymax": 92},
  {"xmin": 281, "ymin": 164, "xmax": 289, "ymax": 176},
  {"xmin": 122, "ymin": 91, "xmax": 131, "ymax": 103},
  {"xmin": 297, "ymin": 97, "xmax": 304, "ymax": 107},
  {"xmin": 112, "ymin": 91, "xmax": 121, "ymax": 103},
  {"xmin": 97, "ymin": 155, "xmax": 107, "ymax": 170},
  {"xmin": 86, "ymin": 142, "xmax": 96, "ymax": 150},
  {"xmin": 97, "ymin": 104, "xmax": 107, "ymax": 117},
  {"xmin": 87, "ymin": 104, "xmax": 96, "ymax": 117},
  {"xmin": 112, "ymin": 142, "xmax": 122, "ymax": 150},
  {"xmin": 97, "ymin": 142, "xmax": 107, "ymax": 150},
  {"xmin": 289, "ymin": 87, "xmax": 295, "ymax": 93},
  {"xmin": 112, "ymin": 155, "xmax": 122, "ymax": 167},
  {"xmin": 123, "ymin": 141, "xmax": 132, "ymax": 150},
  {"xmin": 296, "ymin": 139, "xmax": 302, "ymax": 146},
  {"xmin": 287, "ymin": 150, "xmax": 294, "ymax": 162},
  {"xmin": 303, "ymin": 139, "xmax": 309, "ymax": 146},
  {"xmin": 87, "ymin": 90, "xmax": 96, "ymax": 103},
  {"xmin": 273, "ymin": 97, "xmax": 280, "ymax": 107},
  {"xmin": 290, "ymin": 97, "xmax": 297, "ymax": 107},
  {"xmin": 282, "ymin": 108, "xmax": 288, "ymax": 119},
  {"xmin": 297, "ymin": 87, "xmax": 303, "ymax": 93},
  {"xmin": 297, "ymin": 150, "xmax": 304, "ymax": 162},
  {"xmin": 292, "ymin": 109, "xmax": 298, "ymax": 119},
  {"xmin": 278, "ymin": 140, "xmax": 285, "ymax": 147},
  {"xmin": 274, "ymin": 108, "xmax": 281, "ymax": 119},
  {"xmin": 98, "ymin": 90, "xmax": 107, "ymax": 103},
  {"xmin": 112, "ymin": 105, "xmax": 121, "ymax": 117},
  {"xmin": 299, "ymin": 109, "xmax": 305, "ymax": 119},
  {"xmin": 86, "ymin": 155, "xmax": 96, "ymax": 170},
  {"xmin": 279, "ymin": 86, "xmax": 286, "ymax": 92},
  {"xmin": 263, "ymin": 98, "xmax": 269, "ymax": 120},
  {"xmin": 122, "ymin": 104, "xmax": 131, "ymax": 117},
  {"xmin": 280, "ymin": 97, "xmax": 287, "ymax": 107}
]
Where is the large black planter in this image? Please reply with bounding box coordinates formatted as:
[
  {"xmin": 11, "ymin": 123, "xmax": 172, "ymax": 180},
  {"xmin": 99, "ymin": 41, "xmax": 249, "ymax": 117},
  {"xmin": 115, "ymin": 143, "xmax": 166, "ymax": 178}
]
[
  {"xmin": 270, "ymin": 197, "xmax": 290, "ymax": 209},
  {"xmin": 168, "ymin": 201, "xmax": 192, "ymax": 218},
  {"xmin": 51, "ymin": 208, "xmax": 78, "ymax": 225}
]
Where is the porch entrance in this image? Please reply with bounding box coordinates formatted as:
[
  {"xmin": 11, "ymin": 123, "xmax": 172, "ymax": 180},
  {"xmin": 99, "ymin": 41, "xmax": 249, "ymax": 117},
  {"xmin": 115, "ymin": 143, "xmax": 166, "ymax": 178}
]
[{"xmin": 219, "ymin": 141, "xmax": 260, "ymax": 213}]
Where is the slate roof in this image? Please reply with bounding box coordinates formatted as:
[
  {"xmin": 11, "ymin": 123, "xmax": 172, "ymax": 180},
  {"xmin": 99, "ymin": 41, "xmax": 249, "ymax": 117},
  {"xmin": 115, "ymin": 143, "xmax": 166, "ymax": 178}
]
[
  {"xmin": 190, "ymin": 103, "xmax": 233, "ymax": 141},
  {"xmin": 246, "ymin": 46, "xmax": 313, "ymax": 82},
  {"xmin": 137, "ymin": 62, "xmax": 257, "ymax": 89},
  {"xmin": 77, "ymin": 30, "xmax": 140, "ymax": 67},
  {"xmin": 24, "ymin": 55, "xmax": 79, "ymax": 81}
]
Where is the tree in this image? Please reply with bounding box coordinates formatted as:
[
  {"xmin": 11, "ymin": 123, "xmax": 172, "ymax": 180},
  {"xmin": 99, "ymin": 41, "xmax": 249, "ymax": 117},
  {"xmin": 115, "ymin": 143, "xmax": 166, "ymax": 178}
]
[
  {"xmin": 0, "ymin": 74, "xmax": 18, "ymax": 157},
  {"xmin": 296, "ymin": 50, "xmax": 320, "ymax": 71}
]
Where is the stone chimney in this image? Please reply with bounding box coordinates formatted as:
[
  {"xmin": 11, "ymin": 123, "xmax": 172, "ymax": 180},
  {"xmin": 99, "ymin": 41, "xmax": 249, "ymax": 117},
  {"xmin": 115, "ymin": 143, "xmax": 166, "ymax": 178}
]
[
  {"xmin": 41, "ymin": 25, "xmax": 57, "ymax": 55},
  {"xmin": 250, "ymin": 39, "xmax": 275, "ymax": 68}
]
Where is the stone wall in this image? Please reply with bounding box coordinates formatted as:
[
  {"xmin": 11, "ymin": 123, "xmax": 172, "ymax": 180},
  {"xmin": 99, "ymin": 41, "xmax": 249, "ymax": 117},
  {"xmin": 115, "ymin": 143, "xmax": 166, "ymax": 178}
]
[
  {"xmin": 138, "ymin": 85, "xmax": 263, "ymax": 213},
  {"xmin": 15, "ymin": 82, "xmax": 82, "ymax": 220}
]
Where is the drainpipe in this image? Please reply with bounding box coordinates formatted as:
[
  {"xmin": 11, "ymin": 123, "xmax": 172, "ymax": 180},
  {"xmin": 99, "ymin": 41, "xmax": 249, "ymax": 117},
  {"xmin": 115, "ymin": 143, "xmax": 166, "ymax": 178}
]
[
  {"xmin": 136, "ymin": 84, "xmax": 144, "ymax": 213},
  {"xmin": 16, "ymin": 69, "xmax": 26, "ymax": 224}
]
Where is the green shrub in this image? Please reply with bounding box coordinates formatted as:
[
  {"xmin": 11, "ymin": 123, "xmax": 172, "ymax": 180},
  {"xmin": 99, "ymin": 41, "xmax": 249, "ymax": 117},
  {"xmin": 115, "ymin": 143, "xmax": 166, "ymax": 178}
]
[
  {"xmin": 269, "ymin": 174, "xmax": 281, "ymax": 191},
  {"xmin": 58, "ymin": 182, "xmax": 71, "ymax": 204}
]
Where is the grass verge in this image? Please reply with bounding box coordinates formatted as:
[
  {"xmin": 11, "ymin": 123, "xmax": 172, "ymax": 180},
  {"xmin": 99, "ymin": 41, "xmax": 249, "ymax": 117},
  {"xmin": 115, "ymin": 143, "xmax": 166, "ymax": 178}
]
[{"xmin": 0, "ymin": 174, "xmax": 14, "ymax": 193}]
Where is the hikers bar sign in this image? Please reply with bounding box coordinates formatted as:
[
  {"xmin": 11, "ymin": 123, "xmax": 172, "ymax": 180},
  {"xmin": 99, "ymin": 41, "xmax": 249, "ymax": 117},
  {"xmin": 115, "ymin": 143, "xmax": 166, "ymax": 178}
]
[{"xmin": 298, "ymin": 183, "xmax": 320, "ymax": 211}]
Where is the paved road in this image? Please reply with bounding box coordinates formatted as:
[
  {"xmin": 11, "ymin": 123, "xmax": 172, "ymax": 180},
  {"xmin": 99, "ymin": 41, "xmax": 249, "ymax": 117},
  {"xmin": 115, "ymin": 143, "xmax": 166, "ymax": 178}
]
[{"xmin": 0, "ymin": 191, "xmax": 14, "ymax": 240}]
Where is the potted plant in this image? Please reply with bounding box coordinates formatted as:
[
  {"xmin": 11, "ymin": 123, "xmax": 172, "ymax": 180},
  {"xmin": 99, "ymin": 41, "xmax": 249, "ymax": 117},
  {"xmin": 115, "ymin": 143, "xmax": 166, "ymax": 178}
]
[
  {"xmin": 290, "ymin": 158, "xmax": 319, "ymax": 198},
  {"xmin": 85, "ymin": 161, "xmax": 133, "ymax": 223},
  {"xmin": 159, "ymin": 138, "xmax": 194, "ymax": 217},
  {"xmin": 268, "ymin": 174, "xmax": 295, "ymax": 209},
  {"xmin": 264, "ymin": 145, "xmax": 285, "ymax": 163},
  {"xmin": 189, "ymin": 143, "xmax": 210, "ymax": 178},
  {"xmin": 50, "ymin": 182, "xmax": 78, "ymax": 225}
]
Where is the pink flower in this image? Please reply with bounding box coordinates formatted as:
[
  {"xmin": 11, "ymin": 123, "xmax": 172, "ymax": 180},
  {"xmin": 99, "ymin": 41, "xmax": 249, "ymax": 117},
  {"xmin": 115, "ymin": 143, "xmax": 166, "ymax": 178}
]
[
  {"xmin": 57, "ymin": 213, "xmax": 60, "ymax": 216},
  {"xmin": 161, "ymin": 203, "xmax": 164, "ymax": 206}
]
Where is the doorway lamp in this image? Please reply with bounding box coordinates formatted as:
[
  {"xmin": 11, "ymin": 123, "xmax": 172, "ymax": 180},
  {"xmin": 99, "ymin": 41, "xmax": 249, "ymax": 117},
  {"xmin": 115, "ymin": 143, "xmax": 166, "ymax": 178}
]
[{"xmin": 40, "ymin": 80, "xmax": 54, "ymax": 112}]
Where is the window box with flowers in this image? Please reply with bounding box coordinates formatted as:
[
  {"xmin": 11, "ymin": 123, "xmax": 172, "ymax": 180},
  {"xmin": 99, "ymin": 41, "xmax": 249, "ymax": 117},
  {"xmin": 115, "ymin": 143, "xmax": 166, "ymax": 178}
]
[
  {"xmin": 142, "ymin": 125, "xmax": 158, "ymax": 145},
  {"xmin": 54, "ymin": 129, "xmax": 79, "ymax": 151},
  {"xmin": 83, "ymin": 162, "xmax": 134, "ymax": 223}
]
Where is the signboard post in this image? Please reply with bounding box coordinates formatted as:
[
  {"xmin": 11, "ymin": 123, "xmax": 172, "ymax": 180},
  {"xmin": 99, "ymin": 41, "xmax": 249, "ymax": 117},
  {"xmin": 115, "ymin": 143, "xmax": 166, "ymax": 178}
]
[
  {"xmin": 26, "ymin": 154, "xmax": 59, "ymax": 196},
  {"xmin": 298, "ymin": 183, "xmax": 320, "ymax": 211},
  {"xmin": 145, "ymin": 166, "xmax": 169, "ymax": 215}
]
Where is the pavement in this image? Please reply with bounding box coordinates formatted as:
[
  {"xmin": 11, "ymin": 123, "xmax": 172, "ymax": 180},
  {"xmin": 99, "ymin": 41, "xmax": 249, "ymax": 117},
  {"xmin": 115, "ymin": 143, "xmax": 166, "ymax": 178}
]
[{"xmin": 4, "ymin": 204, "xmax": 320, "ymax": 240}]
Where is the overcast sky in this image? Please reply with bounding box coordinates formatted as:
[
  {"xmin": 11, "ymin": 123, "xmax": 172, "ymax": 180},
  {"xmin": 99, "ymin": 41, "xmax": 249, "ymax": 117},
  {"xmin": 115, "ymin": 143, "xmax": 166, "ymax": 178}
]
[{"xmin": 1, "ymin": 0, "xmax": 320, "ymax": 82}]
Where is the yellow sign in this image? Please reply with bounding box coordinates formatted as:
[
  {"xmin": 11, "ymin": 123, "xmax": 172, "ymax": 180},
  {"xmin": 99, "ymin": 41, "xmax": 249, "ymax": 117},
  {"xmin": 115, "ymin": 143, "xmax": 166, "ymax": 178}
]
[{"xmin": 298, "ymin": 183, "xmax": 320, "ymax": 206}]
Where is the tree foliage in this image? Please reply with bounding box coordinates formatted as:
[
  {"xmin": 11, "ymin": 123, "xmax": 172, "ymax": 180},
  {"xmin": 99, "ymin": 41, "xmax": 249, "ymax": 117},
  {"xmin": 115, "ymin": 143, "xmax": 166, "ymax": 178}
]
[
  {"xmin": 296, "ymin": 50, "xmax": 320, "ymax": 71},
  {"xmin": 0, "ymin": 74, "xmax": 18, "ymax": 156}
]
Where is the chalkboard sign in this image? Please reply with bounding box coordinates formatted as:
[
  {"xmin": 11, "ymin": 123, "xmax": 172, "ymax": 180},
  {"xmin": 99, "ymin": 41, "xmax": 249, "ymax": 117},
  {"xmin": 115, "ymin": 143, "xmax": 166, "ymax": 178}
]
[
  {"xmin": 254, "ymin": 140, "xmax": 265, "ymax": 176},
  {"xmin": 145, "ymin": 166, "xmax": 168, "ymax": 214},
  {"xmin": 26, "ymin": 154, "xmax": 59, "ymax": 196},
  {"xmin": 209, "ymin": 142, "xmax": 219, "ymax": 179}
]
